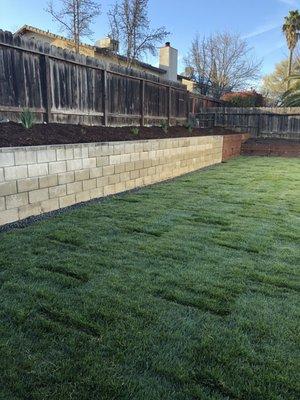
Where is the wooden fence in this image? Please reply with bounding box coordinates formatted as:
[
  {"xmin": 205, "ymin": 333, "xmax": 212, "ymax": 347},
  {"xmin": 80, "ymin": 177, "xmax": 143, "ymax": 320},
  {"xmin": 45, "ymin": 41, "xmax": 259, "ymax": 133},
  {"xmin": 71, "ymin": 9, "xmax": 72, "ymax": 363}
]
[
  {"xmin": 0, "ymin": 30, "xmax": 222, "ymax": 127},
  {"xmin": 196, "ymin": 107, "xmax": 300, "ymax": 139}
]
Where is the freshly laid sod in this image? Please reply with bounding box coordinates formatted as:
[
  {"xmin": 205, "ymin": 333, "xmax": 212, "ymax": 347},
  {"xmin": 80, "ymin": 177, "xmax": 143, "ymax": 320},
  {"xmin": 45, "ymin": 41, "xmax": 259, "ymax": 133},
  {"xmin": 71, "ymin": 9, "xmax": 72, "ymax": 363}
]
[{"xmin": 0, "ymin": 157, "xmax": 299, "ymax": 400}]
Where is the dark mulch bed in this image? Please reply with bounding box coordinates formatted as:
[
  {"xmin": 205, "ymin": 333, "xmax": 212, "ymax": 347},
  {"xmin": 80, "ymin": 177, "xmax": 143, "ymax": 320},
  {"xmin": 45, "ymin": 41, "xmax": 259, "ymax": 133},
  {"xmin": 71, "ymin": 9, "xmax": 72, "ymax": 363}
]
[
  {"xmin": 242, "ymin": 138, "xmax": 300, "ymax": 157},
  {"xmin": 0, "ymin": 122, "xmax": 240, "ymax": 147}
]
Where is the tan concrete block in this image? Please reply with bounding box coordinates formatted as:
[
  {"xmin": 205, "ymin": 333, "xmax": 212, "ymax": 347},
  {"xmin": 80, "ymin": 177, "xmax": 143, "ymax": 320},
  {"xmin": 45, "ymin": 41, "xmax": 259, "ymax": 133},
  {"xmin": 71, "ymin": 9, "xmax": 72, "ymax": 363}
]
[
  {"xmin": 140, "ymin": 152, "xmax": 148, "ymax": 161},
  {"xmin": 125, "ymin": 180, "xmax": 136, "ymax": 190},
  {"xmin": 124, "ymin": 143, "xmax": 134, "ymax": 154},
  {"xmin": 6, "ymin": 192, "xmax": 28, "ymax": 209},
  {"xmin": 28, "ymin": 163, "xmax": 48, "ymax": 177},
  {"xmin": 103, "ymin": 165, "xmax": 114, "ymax": 176},
  {"xmin": 56, "ymin": 147, "xmax": 74, "ymax": 161},
  {"xmin": 67, "ymin": 181, "xmax": 82, "ymax": 195},
  {"xmin": 0, "ymin": 181, "xmax": 17, "ymax": 196},
  {"xmin": 0, "ymin": 196, "xmax": 5, "ymax": 211},
  {"xmin": 115, "ymin": 182, "xmax": 126, "ymax": 193},
  {"xmin": 83, "ymin": 179, "xmax": 96, "ymax": 191},
  {"xmin": 0, "ymin": 152, "xmax": 14, "ymax": 167},
  {"xmin": 74, "ymin": 147, "xmax": 88, "ymax": 159},
  {"xmin": 143, "ymin": 160, "xmax": 152, "ymax": 168},
  {"xmin": 49, "ymin": 185, "xmax": 67, "ymax": 199},
  {"xmin": 59, "ymin": 194, "xmax": 75, "ymax": 208},
  {"xmin": 58, "ymin": 171, "xmax": 74, "ymax": 185},
  {"xmin": 120, "ymin": 154, "xmax": 131, "ymax": 163},
  {"xmin": 139, "ymin": 169, "xmax": 148, "ymax": 178},
  {"xmin": 19, "ymin": 203, "xmax": 41, "ymax": 220},
  {"xmin": 49, "ymin": 161, "xmax": 67, "ymax": 174},
  {"xmin": 5, "ymin": 165, "xmax": 28, "ymax": 180},
  {"xmin": 75, "ymin": 169, "xmax": 90, "ymax": 181},
  {"xmin": 90, "ymin": 187, "xmax": 103, "ymax": 199},
  {"xmin": 0, "ymin": 168, "xmax": 4, "ymax": 182},
  {"xmin": 130, "ymin": 170, "xmax": 140, "ymax": 180},
  {"xmin": 109, "ymin": 155, "xmax": 121, "ymax": 165},
  {"xmin": 104, "ymin": 184, "xmax": 116, "ymax": 196},
  {"xmin": 115, "ymin": 164, "xmax": 125, "ymax": 174},
  {"xmin": 17, "ymin": 177, "xmax": 39, "ymax": 193},
  {"xmin": 134, "ymin": 160, "xmax": 143, "ymax": 170},
  {"xmin": 41, "ymin": 198, "xmax": 59, "ymax": 213},
  {"xmin": 108, "ymin": 174, "xmax": 120, "ymax": 185},
  {"xmin": 113, "ymin": 143, "xmax": 125, "ymax": 155},
  {"xmin": 96, "ymin": 156, "xmax": 109, "ymax": 167},
  {"xmin": 29, "ymin": 188, "xmax": 49, "ymax": 204},
  {"xmin": 14, "ymin": 149, "xmax": 37, "ymax": 165},
  {"xmin": 119, "ymin": 172, "xmax": 131, "ymax": 182},
  {"xmin": 90, "ymin": 167, "xmax": 103, "ymax": 179},
  {"xmin": 135, "ymin": 177, "xmax": 144, "ymax": 187},
  {"xmin": 37, "ymin": 149, "xmax": 56, "ymax": 163},
  {"xmin": 76, "ymin": 191, "xmax": 90, "ymax": 203},
  {"xmin": 82, "ymin": 157, "xmax": 96, "ymax": 169},
  {"xmin": 0, "ymin": 208, "xmax": 19, "ymax": 225},
  {"xmin": 134, "ymin": 143, "xmax": 144, "ymax": 152},
  {"xmin": 39, "ymin": 174, "xmax": 58, "ymax": 189},
  {"xmin": 96, "ymin": 176, "xmax": 109, "ymax": 188},
  {"xmin": 125, "ymin": 162, "xmax": 135, "ymax": 172},
  {"xmin": 130, "ymin": 152, "xmax": 140, "ymax": 162},
  {"xmin": 67, "ymin": 159, "xmax": 82, "ymax": 171}
]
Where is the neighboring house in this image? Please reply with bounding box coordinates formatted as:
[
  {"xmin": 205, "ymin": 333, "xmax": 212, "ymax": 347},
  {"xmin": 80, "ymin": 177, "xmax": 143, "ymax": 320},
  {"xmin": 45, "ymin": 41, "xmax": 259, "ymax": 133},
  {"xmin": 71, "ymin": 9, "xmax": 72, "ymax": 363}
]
[{"xmin": 15, "ymin": 25, "xmax": 197, "ymax": 91}]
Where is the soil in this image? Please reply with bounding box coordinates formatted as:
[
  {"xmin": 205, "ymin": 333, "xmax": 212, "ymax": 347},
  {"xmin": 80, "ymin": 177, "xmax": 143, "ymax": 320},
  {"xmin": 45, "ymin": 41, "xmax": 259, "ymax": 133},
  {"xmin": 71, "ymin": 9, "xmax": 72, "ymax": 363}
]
[{"xmin": 0, "ymin": 122, "xmax": 241, "ymax": 147}]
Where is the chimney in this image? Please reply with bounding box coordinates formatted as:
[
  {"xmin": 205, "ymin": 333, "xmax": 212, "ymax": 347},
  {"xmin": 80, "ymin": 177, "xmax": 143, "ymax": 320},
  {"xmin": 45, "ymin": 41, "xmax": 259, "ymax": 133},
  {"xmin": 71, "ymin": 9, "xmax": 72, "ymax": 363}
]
[
  {"xmin": 95, "ymin": 37, "xmax": 119, "ymax": 52},
  {"xmin": 159, "ymin": 42, "xmax": 178, "ymax": 82}
]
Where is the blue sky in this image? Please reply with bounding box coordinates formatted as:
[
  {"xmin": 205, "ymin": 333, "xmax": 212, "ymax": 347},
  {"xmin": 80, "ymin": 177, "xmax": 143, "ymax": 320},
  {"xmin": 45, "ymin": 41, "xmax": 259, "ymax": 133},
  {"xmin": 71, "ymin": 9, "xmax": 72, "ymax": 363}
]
[{"xmin": 0, "ymin": 0, "xmax": 299, "ymax": 78}]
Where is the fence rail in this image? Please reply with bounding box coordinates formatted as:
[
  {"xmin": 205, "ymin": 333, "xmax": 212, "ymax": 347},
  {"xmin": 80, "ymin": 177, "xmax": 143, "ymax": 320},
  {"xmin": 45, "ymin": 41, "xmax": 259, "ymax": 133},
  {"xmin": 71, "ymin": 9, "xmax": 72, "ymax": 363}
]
[
  {"xmin": 196, "ymin": 107, "xmax": 300, "ymax": 139},
  {"xmin": 0, "ymin": 30, "xmax": 223, "ymax": 127}
]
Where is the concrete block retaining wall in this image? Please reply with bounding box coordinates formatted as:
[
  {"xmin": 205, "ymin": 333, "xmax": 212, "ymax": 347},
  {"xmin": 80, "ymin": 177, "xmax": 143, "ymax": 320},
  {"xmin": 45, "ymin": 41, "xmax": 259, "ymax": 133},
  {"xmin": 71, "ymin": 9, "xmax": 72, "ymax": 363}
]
[{"xmin": 0, "ymin": 135, "xmax": 225, "ymax": 227}]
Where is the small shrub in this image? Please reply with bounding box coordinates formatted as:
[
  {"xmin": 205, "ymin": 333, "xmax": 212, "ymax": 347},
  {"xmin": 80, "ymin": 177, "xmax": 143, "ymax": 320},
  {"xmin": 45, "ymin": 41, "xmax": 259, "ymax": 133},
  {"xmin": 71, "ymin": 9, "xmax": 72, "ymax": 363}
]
[
  {"xmin": 131, "ymin": 127, "xmax": 139, "ymax": 136},
  {"xmin": 20, "ymin": 109, "xmax": 35, "ymax": 129},
  {"xmin": 160, "ymin": 120, "xmax": 168, "ymax": 134}
]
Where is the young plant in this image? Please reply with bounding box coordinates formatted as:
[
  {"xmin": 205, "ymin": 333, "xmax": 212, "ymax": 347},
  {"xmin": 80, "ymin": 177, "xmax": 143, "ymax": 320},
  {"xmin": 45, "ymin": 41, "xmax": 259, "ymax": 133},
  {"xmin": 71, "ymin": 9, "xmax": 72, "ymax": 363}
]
[
  {"xmin": 131, "ymin": 127, "xmax": 139, "ymax": 136},
  {"xmin": 20, "ymin": 108, "xmax": 35, "ymax": 129},
  {"xmin": 185, "ymin": 122, "xmax": 193, "ymax": 133},
  {"xmin": 160, "ymin": 120, "xmax": 168, "ymax": 134}
]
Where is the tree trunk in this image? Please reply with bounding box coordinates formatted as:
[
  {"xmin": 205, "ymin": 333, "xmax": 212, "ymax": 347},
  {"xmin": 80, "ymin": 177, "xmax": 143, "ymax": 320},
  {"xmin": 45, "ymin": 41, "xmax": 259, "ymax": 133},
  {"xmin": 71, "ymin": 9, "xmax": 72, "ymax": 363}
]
[{"xmin": 287, "ymin": 48, "xmax": 294, "ymax": 89}]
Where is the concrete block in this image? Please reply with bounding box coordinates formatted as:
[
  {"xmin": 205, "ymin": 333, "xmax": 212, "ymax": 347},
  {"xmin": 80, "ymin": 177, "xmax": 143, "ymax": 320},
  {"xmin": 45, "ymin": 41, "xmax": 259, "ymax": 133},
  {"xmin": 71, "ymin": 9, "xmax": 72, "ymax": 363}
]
[
  {"xmin": 19, "ymin": 203, "xmax": 41, "ymax": 220},
  {"xmin": 37, "ymin": 149, "xmax": 56, "ymax": 163},
  {"xmin": 82, "ymin": 158, "xmax": 96, "ymax": 169},
  {"xmin": 5, "ymin": 165, "xmax": 28, "ymax": 180},
  {"xmin": 58, "ymin": 171, "xmax": 74, "ymax": 185},
  {"xmin": 41, "ymin": 198, "xmax": 59, "ymax": 213},
  {"xmin": 96, "ymin": 176, "xmax": 109, "ymax": 188},
  {"xmin": 66, "ymin": 181, "xmax": 82, "ymax": 195},
  {"xmin": 0, "ymin": 152, "xmax": 14, "ymax": 167},
  {"xmin": 49, "ymin": 161, "xmax": 67, "ymax": 174},
  {"xmin": 76, "ymin": 191, "xmax": 90, "ymax": 203},
  {"xmin": 0, "ymin": 168, "xmax": 3, "ymax": 182},
  {"xmin": 67, "ymin": 159, "xmax": 83, "ymax": 171},
  {"xmin": 74, "ymin": 147, "xmax": 88, "ymax": 159},
  {"xmin": 28, "ymin": 163, "xmax": 48, "ymax": 177},
  {"xmin": 56, "ymin": 147, "xmax": 74, "ymax": 161},
  {"xmin": 90, "ymin": 187, "xmax": 103, "ymax": 199},
  {"xmin": 59, "ymin": 194, "xmax": 75, "ymax": 208},
  {"xmin": 103, "ymin": 165, "xmax": 114, "ymax": 176},
  {"xmin": 0, "ymin": 181, "xmax": 17, "ymax": 196},
  {"xmin": 103, "ymin": 184, "xmax": 116, "ymax": 196},
  {"xmin": 49, "ymin": 185, "xmax": 67, "ymax": 199},
  {"xmin": 6, "ymin": 192, "xmax": 28, "ymax": 209},
  {"xmin": 75, "ymin": 169, "xmax": 90, "ymax": 181},
  {"xmin": 39, "ymin": 174, "xmax": 58, "ymax": 189},
  {"xmin": 15, "ymin": 149, "xmax": 37, "ymax": 165},
  {"xmin": 90, "ymin": 167, "xmax": 103, "ymax": 179},
  {"xmin": 0, "ymin": 196, "xmax": 5, "ymax": 211},
  {"xmin": 110, "ymin": 155, "xmax": 121, "ymax": 165},
  {"xmin": 83, "ymin": 179, "xmax": 96, "ymax": 191},
  {"xmin": 0, "ymin": 208, "xmax": 19, "ymax": 225},
  {"xmin": 130, "ymin": 170, "xmax": 140, "ymax": 180},
  {"xmin": 29, "ymin": 188, "xmax": 49, "ymax": 203},
  {"xmin": 113, "ymin": 144, "xmax": 125, "ymax": 155},
  {"xmin": 115, "ymin": 182, "xmax": 126, "ymax": 193},
  {"xmin": 108, "ymin": 174, "xmax": 120, "ymax": 185},
  {"xmin": 96, "ymin": 156, "xmax": 109, "ymax": 167},
  {"xmin": 18, "ymin": 177, "xmax": 39, "ymax": 193},
  {"xmin": 125, "ymin": 162, "xmax": 135, "ymax": 172}
]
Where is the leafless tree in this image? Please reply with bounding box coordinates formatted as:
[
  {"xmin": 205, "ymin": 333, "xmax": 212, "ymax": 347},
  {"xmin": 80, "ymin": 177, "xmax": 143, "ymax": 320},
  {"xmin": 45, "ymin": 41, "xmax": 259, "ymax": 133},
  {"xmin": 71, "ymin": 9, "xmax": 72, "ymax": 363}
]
[
  {"xmin": 184, "ymin": 32, "xmax": 262, "ymax": 98},
  {"xmin": 46, "ymin": 0, "xmax": 101, "ymax": 53},
  {"xmin": 108, "ymin": 0, "xmax": 169, "ymax": 66}
]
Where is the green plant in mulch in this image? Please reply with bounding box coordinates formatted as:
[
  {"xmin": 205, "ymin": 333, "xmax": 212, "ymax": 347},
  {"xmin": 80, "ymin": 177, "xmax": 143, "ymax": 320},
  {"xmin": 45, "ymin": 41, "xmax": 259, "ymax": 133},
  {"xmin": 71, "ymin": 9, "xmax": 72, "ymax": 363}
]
[
  {"xmin": 20, "ymin": 108, "xmax": 35, "ymax": 129},
  {"xmin": 130, "ymin": 127, "xmax": 139, "ymax": 136},
  {"xmin": 160, "ymin": 120, "xmax": 169, "ymax": 134}
]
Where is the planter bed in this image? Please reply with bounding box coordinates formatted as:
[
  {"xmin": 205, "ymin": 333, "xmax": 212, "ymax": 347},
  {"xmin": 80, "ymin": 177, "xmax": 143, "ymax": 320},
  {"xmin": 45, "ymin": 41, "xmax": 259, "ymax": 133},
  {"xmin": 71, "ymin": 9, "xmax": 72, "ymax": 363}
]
[{"xmin": 0, "ymin": 122, "xmax": 240, "ymax": 147}]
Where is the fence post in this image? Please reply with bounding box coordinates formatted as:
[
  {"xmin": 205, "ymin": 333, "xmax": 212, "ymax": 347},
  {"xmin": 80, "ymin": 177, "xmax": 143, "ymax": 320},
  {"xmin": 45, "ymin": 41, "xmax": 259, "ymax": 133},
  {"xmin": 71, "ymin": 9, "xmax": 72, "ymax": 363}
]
[
  {"xmin": 42, "ymin": 55, "xmax": 52, "ymax": 123},
  {"xmin": 140, "ymin": 79, "xmax": 145, "ymax": 126},
  {"xmin": 102, "ymin": 69, "xmax": 108, "ymax": 126},
  {"xmin": 186, "ymin": 91, "xmax": 190, "ymax": 122},
  {"xmin": 167, "ymin": 86, "xmax": 171, "ymax": 126}
]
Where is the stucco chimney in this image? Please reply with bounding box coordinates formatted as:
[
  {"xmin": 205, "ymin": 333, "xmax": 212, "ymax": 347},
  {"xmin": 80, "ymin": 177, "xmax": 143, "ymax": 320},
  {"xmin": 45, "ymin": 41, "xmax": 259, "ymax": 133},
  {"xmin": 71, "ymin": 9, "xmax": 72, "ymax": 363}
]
[{"xmin": 159, "ymin": 42, "xmax": 178, "ymax": 82}]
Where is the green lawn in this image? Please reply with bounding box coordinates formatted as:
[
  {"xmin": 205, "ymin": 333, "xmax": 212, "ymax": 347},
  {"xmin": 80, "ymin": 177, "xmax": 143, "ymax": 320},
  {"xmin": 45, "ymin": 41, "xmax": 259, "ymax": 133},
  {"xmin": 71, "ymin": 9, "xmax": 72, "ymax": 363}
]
[{"xmin": 0, "ymin": 156, "xmax": 299, "ymax": 400}]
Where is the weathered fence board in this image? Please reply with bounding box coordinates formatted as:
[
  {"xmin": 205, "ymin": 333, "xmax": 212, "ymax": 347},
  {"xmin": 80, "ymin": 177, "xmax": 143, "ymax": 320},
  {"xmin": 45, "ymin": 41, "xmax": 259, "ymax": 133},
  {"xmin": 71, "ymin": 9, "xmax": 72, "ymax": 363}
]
[
  {"xmin": 0, "ymin": 29, "xmax": 222, "ymax": 126},
  {"xmin": 196, "ymin": 107, "xmax": 300, "ymax": 139}
]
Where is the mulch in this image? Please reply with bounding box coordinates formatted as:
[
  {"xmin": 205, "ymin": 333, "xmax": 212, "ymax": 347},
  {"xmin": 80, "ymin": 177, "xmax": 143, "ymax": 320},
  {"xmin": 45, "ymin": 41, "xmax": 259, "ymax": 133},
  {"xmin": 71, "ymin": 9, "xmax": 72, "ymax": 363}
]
[{"xmin": 0, "ymin": 122, "xmax": 241, "ymax": 147}]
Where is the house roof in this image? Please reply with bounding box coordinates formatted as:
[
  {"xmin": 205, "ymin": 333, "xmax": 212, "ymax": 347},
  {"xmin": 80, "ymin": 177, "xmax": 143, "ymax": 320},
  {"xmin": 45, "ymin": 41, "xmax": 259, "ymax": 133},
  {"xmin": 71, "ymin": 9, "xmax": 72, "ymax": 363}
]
[{"xmin": 14, "ymin": 25, "xmax": 167, "ymax": 75}]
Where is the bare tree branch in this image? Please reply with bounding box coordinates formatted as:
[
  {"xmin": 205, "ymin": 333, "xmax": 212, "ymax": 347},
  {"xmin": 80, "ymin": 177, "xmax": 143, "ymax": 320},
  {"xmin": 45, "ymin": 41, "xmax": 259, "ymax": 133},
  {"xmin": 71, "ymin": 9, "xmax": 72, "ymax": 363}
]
[{"xmin": 184, "ymin": 32, "xmax": 262, "ymax": 98}]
